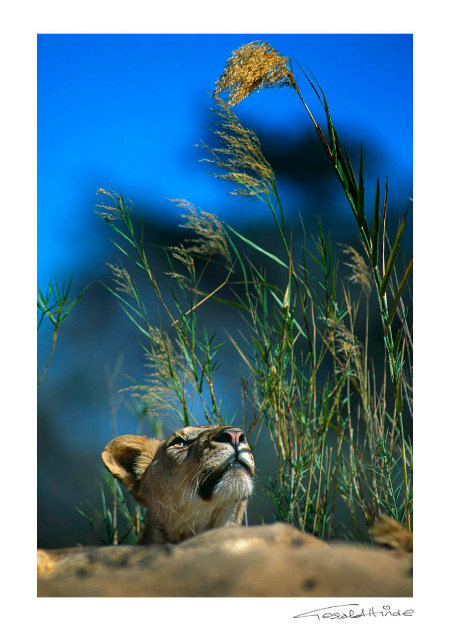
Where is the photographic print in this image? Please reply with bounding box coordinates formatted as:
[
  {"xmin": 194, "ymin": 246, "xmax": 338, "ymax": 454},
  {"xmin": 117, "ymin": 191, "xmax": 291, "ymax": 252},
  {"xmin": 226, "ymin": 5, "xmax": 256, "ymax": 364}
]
[{"xmin": 37, "ymin": 33, "xmax": 413, "ymax": 602}]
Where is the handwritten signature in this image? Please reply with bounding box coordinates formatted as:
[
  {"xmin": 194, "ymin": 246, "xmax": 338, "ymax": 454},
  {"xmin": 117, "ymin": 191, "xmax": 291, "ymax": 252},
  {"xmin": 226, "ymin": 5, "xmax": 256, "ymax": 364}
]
[{"xmin": 293, "ymin": 604, "xmax": 414, "ymax": 620}]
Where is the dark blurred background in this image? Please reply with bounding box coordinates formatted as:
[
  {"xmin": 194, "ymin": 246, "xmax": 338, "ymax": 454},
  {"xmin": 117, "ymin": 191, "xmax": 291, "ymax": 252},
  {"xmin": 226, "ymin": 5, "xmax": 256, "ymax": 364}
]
[{"xmin": 37, "ymin": 34, "xmax": 412, "ymax": 548}]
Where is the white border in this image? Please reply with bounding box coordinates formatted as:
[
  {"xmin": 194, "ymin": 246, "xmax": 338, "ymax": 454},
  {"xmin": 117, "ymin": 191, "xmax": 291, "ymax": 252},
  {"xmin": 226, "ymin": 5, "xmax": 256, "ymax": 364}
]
[{"xmin": 2, "ymin": 0, "xmax": 448, "ymax": 628}]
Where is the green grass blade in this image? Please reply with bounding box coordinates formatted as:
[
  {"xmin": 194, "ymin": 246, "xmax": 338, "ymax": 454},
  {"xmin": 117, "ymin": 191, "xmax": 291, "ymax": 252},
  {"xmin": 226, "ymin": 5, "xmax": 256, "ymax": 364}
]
[
  {"xmin": 356, "ymin": 145, "xmax": 365, "ymax": 229},
  {"xmin": 225, "ymin": 223, "xmax": 288, "ymax": 269},
  {"xmin": 379, "ymin": 214, "xmax": 406, "ymax": 297},
  {"xmin": 386, "ymin": 257, "xmax": 413, "ymax": 326},
  {"xmin": 371, "ymin": 179, "xmax": 380, "ymax": 267}
]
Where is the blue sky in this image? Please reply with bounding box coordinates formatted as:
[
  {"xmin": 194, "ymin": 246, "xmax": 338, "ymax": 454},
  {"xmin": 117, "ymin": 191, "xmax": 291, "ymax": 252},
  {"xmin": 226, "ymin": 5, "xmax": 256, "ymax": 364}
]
[{"xmin": 37, "ymin": 34, "xmax": 412, "ymax": 285}]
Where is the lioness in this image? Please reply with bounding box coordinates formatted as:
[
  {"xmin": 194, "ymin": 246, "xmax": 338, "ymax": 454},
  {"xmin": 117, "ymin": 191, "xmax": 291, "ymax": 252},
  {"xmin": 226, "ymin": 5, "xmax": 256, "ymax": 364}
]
[{"xmin": 102, "ymin": 425, "xmax": 255, "ymax": 544}]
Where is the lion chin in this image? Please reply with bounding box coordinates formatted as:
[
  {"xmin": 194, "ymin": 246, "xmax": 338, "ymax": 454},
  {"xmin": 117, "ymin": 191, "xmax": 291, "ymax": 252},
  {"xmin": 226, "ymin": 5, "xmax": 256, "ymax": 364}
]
[{"xmin": 102, "ymin": 425, "xmax": 255, "ymax": 544}]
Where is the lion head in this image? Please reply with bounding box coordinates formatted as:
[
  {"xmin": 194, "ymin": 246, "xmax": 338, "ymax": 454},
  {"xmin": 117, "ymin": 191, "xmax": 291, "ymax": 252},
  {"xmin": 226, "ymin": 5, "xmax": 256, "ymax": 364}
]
[{"xmin": 102, "ymin": 425, "xmax": 255, "ymax": 543}]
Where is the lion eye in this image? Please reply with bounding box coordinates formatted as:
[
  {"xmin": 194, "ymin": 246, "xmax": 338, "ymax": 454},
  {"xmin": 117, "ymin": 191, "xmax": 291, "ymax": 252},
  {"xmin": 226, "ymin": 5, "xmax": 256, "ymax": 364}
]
[{"xmin": 170, "ymin": 436, "xmax": 186, "ymax": 448}]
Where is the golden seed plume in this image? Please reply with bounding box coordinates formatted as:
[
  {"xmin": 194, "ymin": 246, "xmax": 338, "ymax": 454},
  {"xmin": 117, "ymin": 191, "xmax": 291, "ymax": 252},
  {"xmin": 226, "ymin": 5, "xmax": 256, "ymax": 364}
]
[
  {"xmin": 129, "ymin": 325, "xmax": 196, "ymax": 417},
  {"xmin": 343, "ymin": 246, "xmax": 371, "ymax": 296},
  {"xmin": 167, "ymin": 243, "xmax": 195, "ymax": 273},
  {"xmin": 325, "ymin": 316, "xmax": 363, "ymax": 374},
  {"xmin": 200, "ymin": 99, "xmax": 275, "ymax": 198},
  {"xmin": 95, "ymin": 189, "xmax": 133, "ymax": 222},
  {"xmin": 170, "ymin": 199, "xmax": 232, "ymax": 264},
  {"xmin": 335, "ymin": 322, "xmax": 362, "ymax": 363},
  {"xmin": 214, "ymin": 41, "xmax": 294, "ymax": 106},
  {"xmin": 107, "ymin": 263, "xmax": 133, "ymax": 296}
]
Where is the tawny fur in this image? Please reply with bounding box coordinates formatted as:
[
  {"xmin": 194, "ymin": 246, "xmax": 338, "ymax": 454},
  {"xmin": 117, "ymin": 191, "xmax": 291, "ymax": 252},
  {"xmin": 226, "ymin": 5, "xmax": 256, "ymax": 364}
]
[
  {"xmin": 370, "ymin": 514, "xmax": 413, "ymax": 553},
  {"xmin": 102, "ymin": 425, "xmax": 255, "ymax": 544}
]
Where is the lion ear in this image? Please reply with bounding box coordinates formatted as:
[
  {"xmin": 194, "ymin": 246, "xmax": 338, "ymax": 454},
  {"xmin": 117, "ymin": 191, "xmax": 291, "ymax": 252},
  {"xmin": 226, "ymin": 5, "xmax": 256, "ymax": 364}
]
[{"xmin": 102, "ymin": 435, "xmax": 160, "ymax": 499}]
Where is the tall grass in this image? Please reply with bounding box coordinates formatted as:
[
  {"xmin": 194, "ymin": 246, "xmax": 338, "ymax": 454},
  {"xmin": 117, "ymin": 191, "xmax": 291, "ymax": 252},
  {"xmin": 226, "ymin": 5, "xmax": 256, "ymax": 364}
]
[
  {"xmin": 77, "ymin": 472, "xmax": 146, "ymax": 545},
  {"xmin": 94, "ymin": 41, "xmax": 412, "ymax": 541},
  {"xmin": 37, "ymin": 278, "xmax": 86, "ymax": 386}
]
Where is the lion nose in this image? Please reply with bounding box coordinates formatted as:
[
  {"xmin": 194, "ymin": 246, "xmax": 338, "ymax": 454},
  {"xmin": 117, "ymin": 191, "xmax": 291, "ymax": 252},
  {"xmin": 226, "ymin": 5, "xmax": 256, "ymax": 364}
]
[{"xmin": 214, "ymin": 428, "xmax": 246, "ymax": 451}]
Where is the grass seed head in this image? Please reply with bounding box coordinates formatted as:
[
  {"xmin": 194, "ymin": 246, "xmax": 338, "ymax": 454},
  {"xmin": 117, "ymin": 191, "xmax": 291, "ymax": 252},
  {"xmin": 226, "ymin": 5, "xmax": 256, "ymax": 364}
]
[
  {"xmin": 343, "ymin": 246, "xmax": 371, "ymax": 296},
  {"xmin": 107, "ymin": 263, "xmax": 133, "ymax": 296},
  {"xmin": 201, "ymin": 100, "xmax": 275, "ymax": 197},
  {"xmin": 214, "ymin": 41, "xmax": 294, "ymax": 106},
  {"xmin": 170, "ymin": 199, "xmax": 232, "ymax": 264}
]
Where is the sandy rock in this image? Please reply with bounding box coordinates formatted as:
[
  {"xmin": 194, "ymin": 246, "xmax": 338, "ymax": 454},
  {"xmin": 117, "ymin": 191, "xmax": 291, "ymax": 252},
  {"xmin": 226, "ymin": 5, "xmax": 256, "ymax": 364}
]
[{"xmin": 37, "ymin": 523, "xmax": 412, "ymax": 597}]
